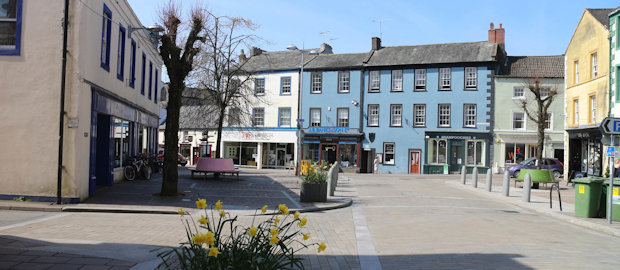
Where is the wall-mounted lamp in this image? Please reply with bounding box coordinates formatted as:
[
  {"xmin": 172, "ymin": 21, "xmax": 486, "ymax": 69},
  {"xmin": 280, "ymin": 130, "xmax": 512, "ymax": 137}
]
[
  {"xmin": 128, "ymin": 24, "xmax": 165, "ymax": 41},
  {"xmin": 351, "ymin": 100, "xmax": 359, "ymax": 106}
]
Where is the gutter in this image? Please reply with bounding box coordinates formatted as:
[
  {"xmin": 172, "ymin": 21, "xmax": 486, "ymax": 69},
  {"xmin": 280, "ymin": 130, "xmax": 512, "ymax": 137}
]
[{"xmin": 57, "ymin": 0, "xmax": 70, "ymax": 204}]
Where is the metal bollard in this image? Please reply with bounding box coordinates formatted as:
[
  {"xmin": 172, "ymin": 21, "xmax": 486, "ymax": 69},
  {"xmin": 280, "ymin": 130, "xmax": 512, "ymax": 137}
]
[
  {"xmin": 502, "ymin": 170, "xmax": 510, "ymax": 197},
  {"xmin": 522, "ymin": 173, "xmax": 532, "ymax": 202},
  {"xmin": 461, "ymin": 166, "xmax": 467, "ymax": 184},
  {"xmin": 472, "ymin": 167, "xmax": 478, "ymax": 188},
  {"xmin": 486, "ymin": 169, "xmax": 492, "ymax": 192}
]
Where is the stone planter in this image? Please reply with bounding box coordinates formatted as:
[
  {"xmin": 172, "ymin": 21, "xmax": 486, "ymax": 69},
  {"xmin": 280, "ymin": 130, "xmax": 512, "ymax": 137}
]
[{"xmin": 300, "ymin": 182, "xmax": 327, "ymax": 202}]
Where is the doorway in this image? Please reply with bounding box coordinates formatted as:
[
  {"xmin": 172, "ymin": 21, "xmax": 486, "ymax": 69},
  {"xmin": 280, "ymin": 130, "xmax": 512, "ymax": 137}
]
[
  {"xmin": 449, "ymin": 143, "xmax": 464, "ymax": 173},
  {"xmin": 409, "ymin": 150, "xmax": 421, "ymax": 174},
  {"xmin": 360, "ymin": 148, "xmax": 376, "ymax": 173},
  {"xmin": 95, "ymin": 114, "xmax": 112, "ymax": 187},
  {"xmin": 192, "ymin": 147, "xmax": 201, "ymax": 165},
  {"xmin": 321, "ymin": 144, "xmax": 337, "ymax": 165}
]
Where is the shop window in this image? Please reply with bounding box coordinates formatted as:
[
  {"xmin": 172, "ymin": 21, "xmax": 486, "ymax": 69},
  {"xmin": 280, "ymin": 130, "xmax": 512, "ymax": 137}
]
[
  {"xmin": 391, "ymin": 70, "xmax": 403, "ymax": 91},
  {"xmin": 310, "ymin": 108, "xmax": 321, "ymax": 127},
  {"xmin": 428, "ymin": 139, "xmax": 447, "ymax": 164},
  {"xmin": 504, "ymin": 143, "xmax": 525, "ymax": 164},
  {"xmin": 339, "ymin": 143, "xmax": 357, "ymax": 168},
  {"xmin": 466, "ymin": 140, "xmax": 485, "ymax": 166},
  {"xmin": 113, "ymin": 118, "xmax": 130, "ymax": 168},
  {"xmin": 383, "ymin": 142, "xmax": 395, "ymax": 165},
  {"xmin": 303, "ymin": 143, "xmax": 319, "ymax": 163}
]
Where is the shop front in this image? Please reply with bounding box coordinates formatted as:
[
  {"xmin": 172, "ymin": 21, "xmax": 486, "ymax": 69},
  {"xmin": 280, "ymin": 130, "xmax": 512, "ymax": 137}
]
[
  {"xmin": 221, "ymin": 129, "xmax": 296, "ymax": 169},
  {"xmin": 567, "ymin": 127, "xmax": 602, "ymax": 178},
  {"xmin": 424, "ymin": 131, "xmax": 491, "ymax": 174},
  {"xmin": 302, "ymin": 127, "xmax": 363, "ymax": 169}
]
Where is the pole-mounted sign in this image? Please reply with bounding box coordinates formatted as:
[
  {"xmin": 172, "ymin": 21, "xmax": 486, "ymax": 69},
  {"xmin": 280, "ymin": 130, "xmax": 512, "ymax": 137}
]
[
  {"xmin": 600, "ymin": 117, "xmax": 620, "ymax": 224},
  {"xmin": 600, "ymin": 117, "xmax": 620, "ymax": 135}
]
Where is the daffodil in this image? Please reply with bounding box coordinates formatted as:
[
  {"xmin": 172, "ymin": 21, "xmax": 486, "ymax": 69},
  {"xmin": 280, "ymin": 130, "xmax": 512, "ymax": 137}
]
[
  {"xmin": 205, "ymin": 231, "xmax": 215, "ymax": 246},
  {"xmin": 177, "ymin": 208, "xmax": 185, "ymax": 216},
  {"xmin": 195, "ymin": 198, "xmax": 207, "ymax": 209},
  {"xmin": 191, "ymin": 233, "xmax": 206, "ymax": 245},
  {"xmin": 303, "ymin": 233, "xmax": 310, "ymax": 240},
  {"xmin": 215, "ymin": 200, "xmax": 223, "ymax": 210},
  {"xmin": 208, "ymin": 247, "xmax": 220, "ymax": 257},
  {"xmin": 269, "ymin": 235, "xmax": 279, "ymax": 245},
  {"xmin": 278, "ymin": 204, "xmax": 289, "ymax": 215},
  {"xmin": 261, "ymin": 205, "xmax": 268, "ymax": 214},
  {"xmin": 318, "ymin": 242, "xmax": 327, "ymax": 253},
  {"xmin": 248, "ymin": 227, "xmax": 258, "ymax": 236},
  {"xmin": 270, "ymin": 228, "xmax": 279, "ymax": 236},
  {"xmin": 199, "ymin": 215, "xmax": 208, "ymax": 225},
  {"xmin": 294, "ymin": 211, "xmax": 300, "ymax": 219},
  {"xmin": 219, "ymin": 210, "xmax": 226, "ymax": 218},
  {"xmin": 274, "ymin": 215, "xmax": 280, "ymax": 224},
  {"xmin": 298, "ymin": 217, "xmax": 307, "ymax": 227}
]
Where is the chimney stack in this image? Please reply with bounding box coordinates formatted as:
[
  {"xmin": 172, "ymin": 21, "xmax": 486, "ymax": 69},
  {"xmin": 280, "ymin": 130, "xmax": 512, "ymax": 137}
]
[
  {"xmin": 250, "ymin": 47, "xmax": 264, "ymax": 56},
  {"xmin": 488, "ymin": 22, "xmax": 505, "ymax": 44},
  {"xmin": 319, "ymin": 43, "xmax": 333, "ymax": 54},
  {"xmin": 239, "ymin": 49, "xmax": 247, "ymax": 62},
  {"xmin": 372, "ymin": 37, "xmax": 382, "ymax": 50}
]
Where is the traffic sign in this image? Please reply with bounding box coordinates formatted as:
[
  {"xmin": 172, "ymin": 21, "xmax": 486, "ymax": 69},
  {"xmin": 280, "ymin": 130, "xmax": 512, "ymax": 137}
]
[
  {"xmin": 601, "ymin": 117, "xmax": 620, "ymax": 135},
  {"xmin": 607, "ymin": 146, "xmax": 615, "ymax": 157},
  {"xmin": 296, "ymin": 118, "xmax": 304, "ymax": 122}
]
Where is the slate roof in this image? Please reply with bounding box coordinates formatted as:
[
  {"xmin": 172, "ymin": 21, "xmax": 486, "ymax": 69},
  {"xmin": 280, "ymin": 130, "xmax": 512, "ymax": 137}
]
[
  {"xmin": 161, "ymin": 105, "xmax": 218, "ymax": 130},
  {"xmin": 499, "ymin": 55, "xmax": 564, "ymax": 78},
  {"xmin": 364, "ymin": 41, "xmax": 499, "ymax": 67},
  {"xmin": 242, "ymin": 50, "xmax": 310, "ymax": 73},
  {"xmin": 304, "ymin": 53, "xmax": 367, "ymax": 69},
  {"xmin": 586, "ymin": 8, "xmax": 614, "ymax": 29}
]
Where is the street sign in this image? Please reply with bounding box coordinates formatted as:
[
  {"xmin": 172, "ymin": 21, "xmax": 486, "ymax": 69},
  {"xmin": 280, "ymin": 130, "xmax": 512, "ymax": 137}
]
[
  {"xmin": 601, "ymin": 117, "xmax": 620, "ymax": 135},
  {"xmin": 296, "ymin": 118, "xmax": 304, "ymax": 122},
  {"xmin": 607, "ymin": 146, "xmax": 615, "ymax": 157}
]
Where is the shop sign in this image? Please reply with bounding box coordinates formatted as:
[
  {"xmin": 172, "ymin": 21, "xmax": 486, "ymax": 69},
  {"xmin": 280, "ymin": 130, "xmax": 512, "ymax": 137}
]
[
  {"xmin": 429, "ymin": 135, "xmax": 473, "ymax": 140},
  {"xmin": 305, "ymin": 127, "xmax": 359, "ymax": 134}
]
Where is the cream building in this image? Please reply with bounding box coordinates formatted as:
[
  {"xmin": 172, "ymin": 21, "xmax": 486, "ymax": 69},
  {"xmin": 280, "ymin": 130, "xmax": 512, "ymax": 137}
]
[{"xmin": 0, "ymin": 0, "xmax": 162, "ymax": 202}]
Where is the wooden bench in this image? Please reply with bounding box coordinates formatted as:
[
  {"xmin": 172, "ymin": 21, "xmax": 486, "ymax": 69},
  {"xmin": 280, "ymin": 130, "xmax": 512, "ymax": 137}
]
[
  {"xmin": 514, "ymin": 169, "xmax": 559, "ymax": 187},
  {"xmin": 189, "ymin": 158, "xmax": 240, "ymax": 180}
]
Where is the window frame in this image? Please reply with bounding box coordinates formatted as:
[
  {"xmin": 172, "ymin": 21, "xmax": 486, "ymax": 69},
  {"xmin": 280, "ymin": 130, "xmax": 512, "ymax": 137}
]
[
  {"xmin": 252, "ymin": 107, "xmax": 265, "ymax": 127},
  {"xmin": 413, "ymin": 104, "xmax": 426, "ymax": 127},
  {"xmin": 513, "ymin": 87, "xmax": 524, "ymax": 99},
  {"xmin": 254, "ymin": 78, "xmax": 265, "ymax": 96},
  {"xmin": 463, "ymin": 104, "xmax": 476, "ymax": 128},
  {"xmin": 439, "ymin": 68, "xmax": 451, "ymax": 90},
  {"xmin": 544, "ymin": 112, "xmax": 553, "ymax": 131},
  {"xmin": 129, "ymin": 39, "xmax": 136, "ymax": 88},
  {"xmin": 310, "ymin": 108, "xmax": 321, "ymax": 127},
  {"xmin": 0, "ymin": 0, "xmax": 22, "ymax": 55},
  {"xmin": 311, "ymin": 72, "xmax": 322, "ymax": 94},
  {"xmin": 573, "ymin": 99, "xmax": 579, "ymax": 125},
  {"xmin": 390, "ymin": 104, "xmax": 402, "ymax": 127},
  {"xmin": 367, "ymin": 104, "xmax": 379, "ymax": 127},
  {"xmin": 589, "ymin": 95, "xmax": 596, "ymax": 124},
  {"xmin": 437, "ymin": 104, "xmax": 451, "ymax": 127},
  {"xmin": 591, "ymin": 52, "xmax": 597, "ymax": 79},
  {"xmin": 383, "ymin": 142, "xmax": 395, "ymax": 165},
  {"xmin": 574, "ymin": 60, "xmax": 579, "ymax": 84},
  {"xmin": 154, "ymin": 69, "xmax": 158, "ymax": 103},
  {"xmin": 428, "ymin": 139, "xmax": 448, "ymax": 164},
  {"xmin": 338, "ymin": 71, "xmax": 350, "ymax": 93},
  {"xmin": 148, "ymin": 61, "xmax": 153, "ymax": 100},
  {"xmin": 337, "ymin": 107, "xmax": 349, "ymax": 127},
  {"xmin": 391, "ymin": 70, "xmax": 403, "ymax": 92},
  {"xmin": 140, "ymin": 52, "xmax": 146, "ymax": 95},
  {"xmin": 280, "ymin": 76, "xmax": 291, "ymax": 95},
  {"xmin": 116, "ymin": 24, "xmax": 126, "ymax": 81},
  {"xmin": 512, "ymin": 111, "xmax": 525, "ymax": 130},
  {"xmin": 278, "ymin": 107, "xmax": 291, "ymax": 127},
  {"xmin": 464, "ymin": 67, "xmax": 477, "ymax": 90},
  {"xmin": 100, "ymin": 4, "xmax": 112, "ymax": 70},
  {"xmin": 414, "ymin": 69, "xmax": 426, "ymax": 91},
  {"xmin": 369, "ymin": 70, "xmax": 380, "ymax": 92},
  {"xmin": 465, "ymin": 140, "xmax": 485, "ymax": 166}
]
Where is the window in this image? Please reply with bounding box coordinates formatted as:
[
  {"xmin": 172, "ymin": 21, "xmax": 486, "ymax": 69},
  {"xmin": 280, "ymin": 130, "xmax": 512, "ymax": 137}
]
[
  {"xmin": 337, "ymin": 108, "xmax": 349, "ymax": 127},
  {"xmin": 513, "ymin": 87, "xmax": 524, "ymax": 99},
  {"xmin": 154, "ymin": 69, "xmax": 158, "ymax": 103},
  {"xmin": 544, "ymin": 113, "xmax": 552, "ymax": 130},
  {"xmin": 505, "ymin": 143, "xmax": 526, "ymax": 164},
  {"xmin": 390, "ymin": 104, "xmax": 402, "ymax": 127},
  {"xmin": 540, "ymin": 87, "xmax": 550, "ymax": 98},
  {"xmin": 148, "ymin": 61, "xmax": 152, "ymax": 100},
  {"xmin": 439, "ymin": 68, "xmax": 451, "ymax": 90},
  {"xmin": 280, "ymin": 77, "xmax": 291, "ymax": 95},
  {"xmin": 100, "ymin": 4, "xmax": 112, "ymax": 70},
  {"xmin": 574, "ymin": 61, "xmax": 579, "ymax": 84},
  {"xmin": 413, "ymin": 104, "xmax": 426, "ymax": 127},
  {"xmin": 252, "ymin": 108, "xmax": 264, "ymax": 127},
  {"xmin": 428, "ymin": 139, "xmax": 447, "ymax": 164},
  {"xmin": 279, "ymin": 108, "xmax": 291, "ymax": 127},
  {"xmin": 438, "ymin": 104, "xmax": 450, "ymax": 127},
  {"xmin": 113, "ymin": 118, "xmax": 130, "ymax": 168},
  {"xmin": 255, "ymin": 78, "xmax": 265, "ymax": 95},
  {"xmin": 465, "ymin": 67, "xmax": 477, "ymax": 89},
  {"xmin": 129, "ymin": 40, "xmax": 136, "ymax": 88},
  {"xmin": 589, "ymin": 96, "xmax": 596, "ymax": 123},
  {"xmin": 415, "ymin": 69, "xmax": 426, "ymax": 91},
  {"xmin": 391, "ymin": 70, "xmax": 403, "ymax": 91},
  {"xmin": 513, "ymin": 112, "xmax": 525, "ymax": 130},
  {"xmin": 368, "ymin": 104, "xmax": 379, "ymax": 126},
  {"xmin": 338, "ymin": 71, "xmax": 350, "ymax": 93},
  {"xmin": 310, "ymin": 108, "xmax": 321, "ymax": 127},
  {"xmin": 117, "ymin": 25, "xmax": 126, "ymax": 81},
  {"xmin": 383, "ymin": 142, "xmax": 395, "ymax": 165},
  {"xmin": 369, "ymin": 70, "xmax": 380, "ymax": 91},
  {"xmin": 0, "ymin": 0, "xmax": 21, "ymax": 55},
  {"xmin": 141, "ymin": 53, "xmax": 146, "ymax": 95},
  {"xmin": 464, "ymin": 104, "xmax": 476, "ymax": 128},
  {"xmin": 311, "ymin": 72, "xmax": 322, "ymax": 93},
  {"xmin": 466, "ymin": 140, "xmax": 485, "ymax": 166},
  {"xmin": 228, "ymin": 107, "xmax": 240, "ymax": 126},
  {"xmin": 574, "ymin": 99, "xmax": 579, "ymax": 125},
  {"xmin": 591, "ymin": 53, "xmax": 597, "ymax": 78}
]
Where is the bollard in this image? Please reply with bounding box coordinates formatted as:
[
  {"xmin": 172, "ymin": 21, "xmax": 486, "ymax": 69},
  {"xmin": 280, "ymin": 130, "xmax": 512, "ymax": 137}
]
[
  {"xmin": 461, "ymin": 166, "xmax": 467, "ymax": 184},
  {"xmin": 522, "ymin": 173, "xmax": 532, "ymax": 202},
  {"xmin": 502, "ymin": 170, "xmax": 510, "ymax": 197},
  {"xmin": 472, "ymin": 167, "xmax": 478, "ymax": 188},
  {"xmin": 486, "ymin": 169, "xmax": 492, "ymax": 192}
]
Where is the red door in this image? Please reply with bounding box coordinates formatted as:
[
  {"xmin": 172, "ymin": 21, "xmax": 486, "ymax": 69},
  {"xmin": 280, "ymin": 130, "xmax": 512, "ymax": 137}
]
[
  {"xmin": 192, "ymin": 147, "xmax": 201, "ymax": 165},
  {"xmin": 410, "ymin": 150, "xmax": 421, "ymax": 174}
]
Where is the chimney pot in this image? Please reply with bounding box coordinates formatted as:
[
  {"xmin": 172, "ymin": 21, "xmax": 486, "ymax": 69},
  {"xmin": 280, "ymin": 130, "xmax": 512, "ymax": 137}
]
[
  {"xmin": 499, "ymin": 23, "xmax": 502, "ymax": 29},
  {"xmin": 488, "ymin": 22, "xmax": 505, "ymax": 44},
  {"xmin": 490, "ymin": 22, "xmax": 494, "ymax": 30}
]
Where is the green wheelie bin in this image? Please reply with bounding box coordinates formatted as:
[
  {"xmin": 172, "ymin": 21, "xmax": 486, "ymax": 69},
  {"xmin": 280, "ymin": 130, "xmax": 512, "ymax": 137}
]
[
  {"xmin": 573, "ymin": 177, "xmax": 605, "ymax": 218},
  {"xmin": 601, "ymin": 179, "xmax": 620, "ymax": 221}
]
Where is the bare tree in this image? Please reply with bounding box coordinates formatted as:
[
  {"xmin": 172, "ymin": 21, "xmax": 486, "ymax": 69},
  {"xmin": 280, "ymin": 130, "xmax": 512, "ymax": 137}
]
[
  {"xmin": 192, "ymin": 12, "xmax": 262, "ymax": 159},
  {"xmin": 158, "ymin": 2, "xmax": 206, "ymax": 196}
]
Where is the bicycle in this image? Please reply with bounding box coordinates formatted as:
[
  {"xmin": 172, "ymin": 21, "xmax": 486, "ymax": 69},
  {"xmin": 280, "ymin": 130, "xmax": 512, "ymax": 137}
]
[{"xmin": 124, "ymin": 154, "xmax": 152, "ymax": 181}]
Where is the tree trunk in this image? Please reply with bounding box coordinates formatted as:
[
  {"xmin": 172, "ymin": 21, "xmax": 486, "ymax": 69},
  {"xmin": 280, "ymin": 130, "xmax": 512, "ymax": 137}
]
[
  {"xmin": 535, "ymin": 100, "xmax": 544, "ymax": 170},
  {"xmin": 215, "ymin": 106, "xmax": 226, "ymax": 159},
  {"xmin": 161, "ymin": 81, "xmax": 183, "ymax": 196}
]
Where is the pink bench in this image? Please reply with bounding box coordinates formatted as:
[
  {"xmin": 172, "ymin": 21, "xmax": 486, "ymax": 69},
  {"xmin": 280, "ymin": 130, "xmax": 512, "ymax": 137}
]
[{"xmin": 189, "ymin": 158, "xmax": 240, "ymax": 179}]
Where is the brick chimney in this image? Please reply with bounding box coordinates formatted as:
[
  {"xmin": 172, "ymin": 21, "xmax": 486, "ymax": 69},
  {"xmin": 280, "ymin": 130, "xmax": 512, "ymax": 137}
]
[
  {"xmin": 488, "ymin": 22, "xmax": 505, "ymax": 44},
  {"xmin": 239, "ymin": 49, "xmax": 247, "ymax": 62},
  {"xmin": 372, "ymin": 37, "xmax": 382, "ymax": 50}
]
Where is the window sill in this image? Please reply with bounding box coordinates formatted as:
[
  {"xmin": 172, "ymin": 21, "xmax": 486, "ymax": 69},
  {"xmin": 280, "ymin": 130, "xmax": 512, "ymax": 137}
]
[
  {"xmin": 464, "ymin": 88, "xmax": 478, "ymax": 91},
  {"xmin": 391, "ymin": 89, "xmax": 403, "ymax": 92},
  {"xmin": 310, "ymin": 92, "xmax": 322, "ymax": 94},
  {"xmin": 383, "ymin": 163, "xmax": 395, "ymax": 166},
  {"xmin": 439, "ymin": 88, "xmax": 451, "ymax": 91},
  {"xmin": 413, "ymin": 125, "xmax": 426, "ymax": 128},
  {"xmin": 437, "ymin": 125, "xmax": 451, "ymax": 128},
  {"xmin": 337, "ymin": 91, "xmax": 350, "ymax": 94},
  {"xmin": 390, "ymin": 125, "xmax": 403, "ymax": 128},
  {"xmin": 279, "ymin": 93, "xmax": 291, "ymax": 96}
]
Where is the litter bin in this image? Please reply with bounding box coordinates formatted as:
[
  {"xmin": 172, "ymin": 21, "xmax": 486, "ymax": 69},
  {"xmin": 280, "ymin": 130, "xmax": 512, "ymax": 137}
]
[
  {"xmin": 601, "ymin": 179, "xmax": 620, "ymax": 221},
  {"xmin": 573, "ymin": 177, "xmax": 605, "ymax": 218}
]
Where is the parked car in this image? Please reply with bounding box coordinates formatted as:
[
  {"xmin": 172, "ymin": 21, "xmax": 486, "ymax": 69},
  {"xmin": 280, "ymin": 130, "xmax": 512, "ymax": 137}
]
[
  {"xmin": 506, "ymin": 157, "xmax": 563, "ymax": 179},
  {"xmin": 157, "ymin": 150, "xmax": 188, "ymax": 166}
]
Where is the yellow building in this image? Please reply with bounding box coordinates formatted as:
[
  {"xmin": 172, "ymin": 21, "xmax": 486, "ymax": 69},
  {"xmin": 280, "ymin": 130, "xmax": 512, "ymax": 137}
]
[{"xmin": 564, "ymin": 9, "xmax": 613, "ymax": 179}]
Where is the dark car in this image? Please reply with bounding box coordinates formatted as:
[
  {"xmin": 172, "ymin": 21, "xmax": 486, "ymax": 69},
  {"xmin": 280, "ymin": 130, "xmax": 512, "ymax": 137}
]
[
  {"xmin": 157, "ymin": 149, "xmax": 188, "ymax": 166},
  {"xmin": 506, "ymin": 157, "xmax": 563, "ymax": 179}
]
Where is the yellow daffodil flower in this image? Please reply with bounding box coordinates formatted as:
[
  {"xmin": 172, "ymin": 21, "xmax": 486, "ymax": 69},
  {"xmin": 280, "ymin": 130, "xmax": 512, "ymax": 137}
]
[
  {"xmin": 303, "ymin": 233, "xmax": 310, "ymax": 240},
  {"xmin": 191, "ymin": 233, "xmax": 206, "ymax": 245},
  {"xmin": 208, "ymin": 247, "xmax": 220, "ymax": 257},
  {"xmin": 199, "ymin": 215, "xmax": 208, "ymax": 225},
  {"xmin": 323, "ymin": 165, "xmax": 328, "ymax": 170},
  {"xmin": 205, "ymin": 231, "xmax": 215, "ymax": 246},
  {"xmin": 274, "ymin": 215, "xmax": 280, "ymax": 224},
  {"xmin": 219, "ymin": 210, "xmax": 226, "ymax": 218},
  {"xmin": 177, "ymin": 208, "xmax": 185, "ymax": 216},
  {"xmin": 318, "ymin": 242, "xmax": 327, "ymax": 253},
  {"xmin": 270, "ymin": 228, "xmax": 279, "ymax": 236},
  {"xmin": 298, "ymin": 217, "xmax": 307, "ymax": 227},
  {"xmin": 195, "ymin": 198, "xmax": 207, "ymax": 209},
  {"xmin": 278, "ymin": 204, "xmax": 289, "ymax": 215},
  {"xmin": 215, "ymin": 200, "xmax": 223, "ymax": 210},
  {"xmin": 269, "ymin": 235, "xmax": 279, "ymax": 245},
  {"xmin": 294, "ymin": 211, "xmax": 300, "ymax": 219},
  {"xmin": 248, "ymin": 227, "xmax": 258, "ymax": 236},
  {"xmin": 261, "ymin": 205, "xmax": 268, "ymax": 214}
]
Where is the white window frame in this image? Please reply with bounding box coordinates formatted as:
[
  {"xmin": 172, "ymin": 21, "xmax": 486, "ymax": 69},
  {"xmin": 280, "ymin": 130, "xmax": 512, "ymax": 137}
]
[
  {"xmin": 439, "ymin": 68, "xmax": 451, "ymax": 90},
  {"xmin": 390, "ymin": 104, "xmax": 402, "ymax": 127},
  {"xmin": 574, "ymin": 61, "xmax": 579, "ymax": 84},
  {"xmin": 370, "ymin": 71, "xmax": 380, "ymax": 91},
  {"xmin": 465, "ymin": 140, "xmax": 485, "ymax": 166},
  {"xmin": 414, "ymin": 104, "xmax": 426, "ymax": 127},
  {"xmin": 383, "ymin": 142, "xmax": 395, "ymax": 165},
  {"xmin": 465, "ymin": 67, "xmax": 477, "ymax": 89},
  {"xmin": 254, "ymin": 78, "xmax": 265, "ymax": 95},
  {"xmin": 513, "ymin": 87, "xmax": 524, "ymax": 99},
  {"xmin": 391, "ymin": 70, "xmax": 403, "ymax": 91},
  {"xmin": 540, "ymin": 87, "xmax": 550, "ymax": 98},
  {"xmin": 428, "ymin": 139, "xmax": 447, "ymax": 164},
  {"xmin": 438, "ymin": 104, "xmax": 451, "ymax": 127},
  {"xmin": 310, "ymin": 108, "xmax": 321, "ymax": 127},
  {"xmin": 544, "ymin": 112, "xmax": 553, "ymax": 130},
  {"xmin": 280, "ymin": 77, "xmax": 291, "ymax": 95},
  {"xmin": 279, "ymin": 107, "xmax": 291, "ymax": 127},
  {"xmin": 591, "ymin": 53, "xmax": 598, "ymax": 78},
  {"xmin": 252, "ymin": 108, "xmax": 264, "ymax": 127},
  {"xmin": 464, "ymin": 104, "xmax": 476, "ymax": 128},
  {"xmin": 337, "ymin": 108, "xmax": 349, "ymax": 127},
  {"xmin": 311, "ymin": 72, "xmax": 322, "ymax": 94},
  {"xmin": 590, "ymin": 96, "xmax": 596, "ymax": 123},
  {"xmin": 338, "ymin": 71, "xmax": 350, "ymax": 93},
  {"xmin": 574, "ymin": 99, "xmax": 579, "ymax": 125},
  {"xmin": 415, "ymin": 69, "xmax": 426, "ymax": 91},
  {"xmin": 368, "ymin": 104, "xmax": 379, "ymax": 126},
  {"xmin": 512, "ymin": 111, "xmax": 525, "ymax": 130}
]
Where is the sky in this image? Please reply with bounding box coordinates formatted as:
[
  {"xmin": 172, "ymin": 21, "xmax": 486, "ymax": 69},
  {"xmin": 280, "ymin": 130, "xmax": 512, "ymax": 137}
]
[{"xmin": 128, "ymin": 0, "xmax": 619, "ymax": 73}]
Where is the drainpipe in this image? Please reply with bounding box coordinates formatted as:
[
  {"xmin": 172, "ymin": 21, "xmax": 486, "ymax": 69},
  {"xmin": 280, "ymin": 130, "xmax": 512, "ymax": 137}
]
[{"xmin": 57, "ymin": 0, "xmax": 70, "ymax": 204}]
